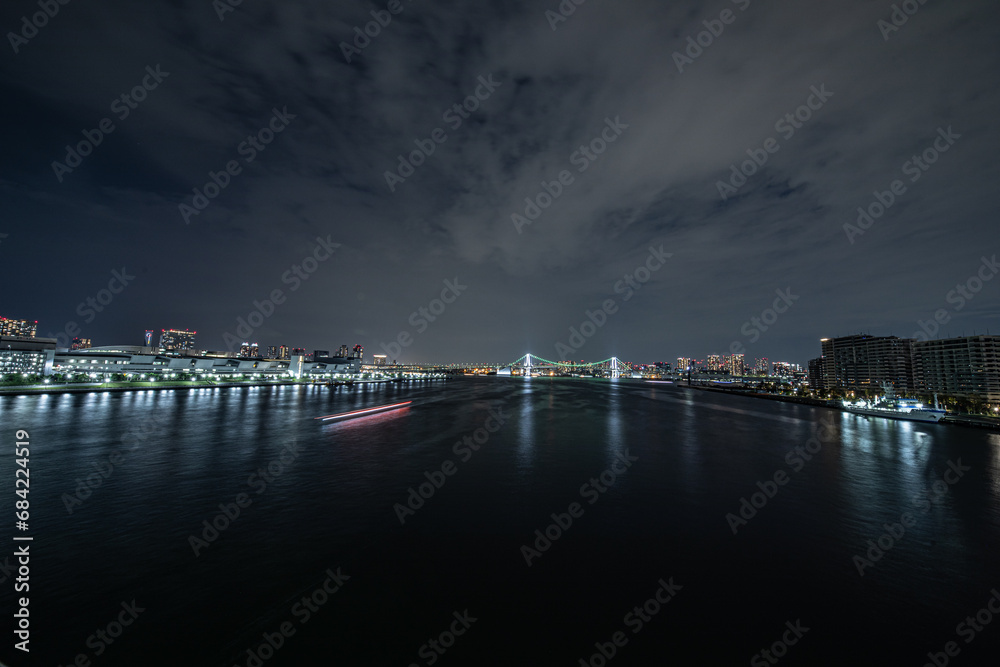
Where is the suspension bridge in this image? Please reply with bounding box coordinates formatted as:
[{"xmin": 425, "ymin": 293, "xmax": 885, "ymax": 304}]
[{"xmin": 496, "ymin": 354, "xmax": 640, "ymax": 378}]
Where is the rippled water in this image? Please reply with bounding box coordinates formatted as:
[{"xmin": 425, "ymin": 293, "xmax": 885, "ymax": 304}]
[{"xmin": 1, "ymin": 377, "xmax": 999, "ymax": 665}]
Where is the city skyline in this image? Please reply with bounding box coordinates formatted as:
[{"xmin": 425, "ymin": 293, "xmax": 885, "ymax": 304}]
[{"xmin": 1, "ymin": 1, "xmax": 998, "ymax": 366}]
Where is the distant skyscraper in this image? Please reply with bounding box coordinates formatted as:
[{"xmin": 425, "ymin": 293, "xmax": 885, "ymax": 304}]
[
  {"xmin": 292, "ymin": 347, "xmax": 305, "ymax": 357},
  {"xmin": 314, "ymin": 350, "xmax": 330, "ymax": 360},
  {"xmin": 753, "ymin": 357, "xmax": 769, "ymax": 376},
  {"xmin": 707, "ymin": 355, "xmax": 722, "ymax": 371},
  {"xmin": 352, "ymin": 344, "xmax": 364, "ymax": 362},
  {"xmin": 266, "ymin": 346, "xmax": 278, "ymax": 359},
  {"xmin": 160, "ymin": 329, "xmax": 196, "ymax": 352},
  {"xmin": 239, "ymin": 342, "xmax": 252, "ymax": 358},
  {"xmin": 373, "ymin": 354, "xmax": 387, "ymax": 366},
  {"xmin": 676, "ymin": 357, "xmax": 692, "ymax": 372},
  {"xmin": 726, "ymin": 354, "xmax": 745, "ymax": 376},
  {"xmin": 337, "ymin": 344, "xmax": 350, "ymax": 358},
  {"xmin": 278, "ymin": 345, "xmax": 290, "ymax": 360},
  {"xmin": 0, "ymin": 316, "xmax": 37, "ymax": 338},
  {"xmin": 145, "ymin": 330, "xmax": 154, "ymax": 346},
  {"xmin": 71, "ymin": 338, "xmax": 92, "ymax": 350}
]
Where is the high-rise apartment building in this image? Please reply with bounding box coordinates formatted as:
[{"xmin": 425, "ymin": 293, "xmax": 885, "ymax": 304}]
[
  {"xmin": 278, "ymin": 345, "xmax": 290, "ymax": 360},
  {"xmin": 0, "ymin": 316, "xmax": 37, "ymax": 338},
  {"xmin": 808, "ymin": 357, "xmax": 826, "ymax": 392},
  {"xmin": 372, "ymin": 354, "xmax": 388, "ymax": 366},
  {"xmin": 914, "ymin": 335, "xmax": 1000, "ymax": 402},
  {"xmin": 337, "ymin": 344, "xmax": 350, "ymax": 358},
  {"xmin": 726, "ymin": 353, "xmax": 745, "ymax": 376},
  {"xmin": 71, "ymin": 338, "xmax": 92, "ymax": 350},
  {"xmin": 352, "ymin": 344, "xmax": 364, "ymax": 362},
  {"xmin": 676, "ymin": 357, "xmax": 692, "ymax": 372},
  {"xmin": 707, "ymin": 355, "xmax": 722, "ymax": 371},
  {"xmin": 820, "ymin": 334, "xmax": 916, "ymax": 391}
]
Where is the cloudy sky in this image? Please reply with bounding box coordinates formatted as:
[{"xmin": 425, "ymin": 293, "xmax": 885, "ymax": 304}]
[{"xmin": 1, "ymin": 0, "xmax": 998, "ymax": 365}]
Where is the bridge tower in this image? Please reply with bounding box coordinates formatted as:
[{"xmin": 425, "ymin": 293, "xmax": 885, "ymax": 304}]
[{"xmin": 610, "ymin": 356, "xmax": 621, "ymax": 379}]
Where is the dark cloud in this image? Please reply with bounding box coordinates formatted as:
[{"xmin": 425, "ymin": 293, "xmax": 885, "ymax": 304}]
[{"xmin": 1, "ymin": 0, "xmax": 997, "ymax": 364}]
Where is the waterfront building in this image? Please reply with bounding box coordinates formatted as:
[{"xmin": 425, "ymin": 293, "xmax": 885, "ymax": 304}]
[
  {"xmin": 373, "ymin": 354, "xmax": 388, "ymax": 366},
  {"xmin": 160, "ymin": 329, "xmax": 196, "ymax": 353},
  {"xmin": 820, "ymin": 334, "xmax": 916, "ymax": 391},
  {"xmin": 676, "ymin": 357, "xmax": 692, "ymax": 373},
  {"xmin": 0, "ymin": 316, "xmax": 37, "ymax": 338},
  {"xmin": 914, "ymin": 335, "xmax": 1000, "ymax": 402},
  {"xmin": 0, "ymin": 336, "xmax": 56, "ymax": 376},
  {"xmin": 808, "ymin": 357, "xmax": 826, "ymax": 392},
  {"xmin": 707, "ymin": 355, "xmax": 722, "ymax": 371}
]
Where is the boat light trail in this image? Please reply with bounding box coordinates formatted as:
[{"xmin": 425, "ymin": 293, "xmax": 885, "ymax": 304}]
[{"xmin": 315, "ymin": 401, "xmax": 412, "ymax": 422}]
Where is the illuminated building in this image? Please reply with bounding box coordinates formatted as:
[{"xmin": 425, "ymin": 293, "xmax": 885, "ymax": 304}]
[
  {"xmin": 0, "ymin": 316, "xmax": 37, "ymax": 338},
  {"xmin": 914, "ymin": 335, "xmax": 1000, "ymax": 401},
  {"xmin": 0, "ymin": 336, "xmax": 56, "ymax": 375},
  {"xmin": 278, "ymin": 345, "xmax": 290, "ymax": 360},
  {"xmin": 160, "ymin": 328, "xmax": 196, "ymax": 353},
  {"xmin": 373, "ymin": 354, "xmax": 388, "ymax": 366},
  {"xmin": 752, "ymin": 357, "xmax": 769, "ymax": 376},
  {"xmin": 337, "ymin": 344, "xmax": 350, "ymax": 358},
  {"xmin": 707, "ymin": 355, "xmax": 722, "ymax": 371},
  {"xmin": 144, "ymin": 330, "xmax": 154, "ymax": 346},
  {"xmin": 820, "ymin": 335, "xmax": 914, "ymax": 391},
  {"xmin": 676, "ymin": 357, "xmax": 692, "ymax": 372},
  {"xmin": 726, "ymin": 353, "xmax": 745, "ymax": 376},
  {"xmin": 71, "ymin": 338, "xmax": 92, "ymax": 350},
  {"xmin": 352, "ymin": 344, "xmax": 364, "ymax": 362}
]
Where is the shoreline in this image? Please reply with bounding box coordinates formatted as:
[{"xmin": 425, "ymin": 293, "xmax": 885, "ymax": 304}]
[
  {"xmin": 0, "ymin": 378, "xmax": 417, "ymax": 396},
  {"xmin": 681, "ymin": 384, "xmax": 1000, "ymax": 431}
]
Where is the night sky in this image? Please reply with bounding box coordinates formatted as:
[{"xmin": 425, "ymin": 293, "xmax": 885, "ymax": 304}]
[{"xmin": 1, "ymin": 0, "xmax": 998, "ymax": 365}]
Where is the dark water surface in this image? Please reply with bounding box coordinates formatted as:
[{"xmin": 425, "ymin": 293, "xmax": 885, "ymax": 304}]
[{"xmin": 1, "ymin": 377, "xmax": 999, "ymax": 665}]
